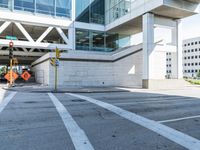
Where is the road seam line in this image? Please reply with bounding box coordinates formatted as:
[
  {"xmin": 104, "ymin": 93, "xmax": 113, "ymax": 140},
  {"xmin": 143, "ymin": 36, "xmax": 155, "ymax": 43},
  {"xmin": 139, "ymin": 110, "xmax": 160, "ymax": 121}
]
[
  {"xmin": 67, "ymin": 93, "xmax": 200, "ymax": 150},
  {"xmin": 48, "ymin": 93, "xmax": 94, "ymax": 150},
  {"xmin": 0, "ymin": 92, "xmax": 17, "ymax": 113},
  {"xmin": 158, "ymin": 115, "xmax": 200, "ymax": 123}
]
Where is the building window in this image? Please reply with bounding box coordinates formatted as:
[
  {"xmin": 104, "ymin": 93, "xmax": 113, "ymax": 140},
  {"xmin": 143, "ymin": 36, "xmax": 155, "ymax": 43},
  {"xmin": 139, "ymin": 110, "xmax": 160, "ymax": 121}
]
[
  {"xmin": 76, "ymin": 28, "xmax": 130, "ymax": 52},
  {"xmin": 76, "ymin": 0, "xmax": 105, "ymax": 24},
  {"xmin": 191, "ymin": 49, "xmax": 194, "ymax": 52},
  {"xmin": 195, "ymin": 49, "xmax": 198, "ymax": 52},
  {"xmin": 191, "ymin": 56, "xmax": 194, "ymax": 59},
  {"xmin": 191, "ymin": 42, "xmax": 194, "ymax": 45},
  {"xmin": 195, "ymin": 42, "xmax": 198, "ymax": 45},
  {"xmin": 0, "ymin": 0, "xmax": 8, "ymax": 8},
  {"xmin": 188, "ymin": 50, "xmax": 190, "ymax": 53},
  {"xmin": 14, "ymin": 0, "xmax": 35, "ymax": 12},
  {"xmin": 56, "ymin": 0, "xmax": 71, "ymax": 17},
  {"xmin": 36, "ymin": 0, "xmax": 54, "ymax": 15}
]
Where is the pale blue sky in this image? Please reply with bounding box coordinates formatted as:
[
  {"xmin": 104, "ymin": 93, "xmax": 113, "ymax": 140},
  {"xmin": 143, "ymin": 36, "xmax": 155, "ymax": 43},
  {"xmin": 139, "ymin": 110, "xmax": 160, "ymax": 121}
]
[{"xmin": 182, "ymin": 14, "xmax": 200, "ymax": 40}]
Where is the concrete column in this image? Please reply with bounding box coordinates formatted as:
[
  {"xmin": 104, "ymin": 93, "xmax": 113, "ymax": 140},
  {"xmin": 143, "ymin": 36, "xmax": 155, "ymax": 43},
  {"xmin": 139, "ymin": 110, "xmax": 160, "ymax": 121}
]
[
  {"xmin": 171, "ymin": 20, "xmax": 183, "ymax": 79},
  {"xmin": 68, "ymin": 25, "xmax": 76, "ymax": 50},
  {"xmin": 142, "ymin": 13, "xmax": 154, "ymax": 80},
  {"xmin": 142, "ymin": 13, "xmax": 172, "ymax": 88}
]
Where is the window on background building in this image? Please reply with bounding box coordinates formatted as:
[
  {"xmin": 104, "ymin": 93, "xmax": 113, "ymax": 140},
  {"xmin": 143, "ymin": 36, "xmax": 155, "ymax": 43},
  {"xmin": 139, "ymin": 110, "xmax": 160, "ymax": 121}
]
[
  {"xmin": 90, "ymin": 0, "xmax": 105, "ymax": 24},
  {"xmin": 188, "ymin": 50, "xmax": 190, "ymax": 52},
  {"xmin": 185, "ymin": 70, "xmax": 187, "ymax": 73},
  {"xmin": 76, "ymin": 0, "xmax": 90, "ymax": 23},
  {"xmin": 195, "ymin": 56, "xmax": 198, "ymax": 59},
  {"xmin": 188, "ymin": 70, "xmax": 190, "ymax": 73},
  {"xmin": 188, "ymin": 43, "xmax": 190, "ymax": 46},
  {"xmin": 14, "ymin": 0, "xmax": 35, "ymax": 12},
  {"xmin": 195, "ymin": 49, "xmax": 197, "ymax": 52},
  {"xmin": 195, "ymin": 63, "xmax": 198, "ymax": 66},
  {"xmin": 105, "ymin": 0, "xmax": 131, "ymax": 24},
  {"xmin": 184, "ymin": 44, "xmax": 187, "ymax": 47},
  {"xmin": 75, "ymin": 28, "xmax": 130, "ymax": 52},
  {"xmin": 0, "ymin": 0, "xmax": 8, "ymax": 8},
  {"xmin": 56, "ymin": 0, "xmax": 71, "ymax": 17},
  {"xmin": 191, "ymin": 42, "xmax": 194, "ymax": 45},
  {"xmin": 195, "ymin": 42, "xmax": 198, "ymax": 45},
  {"xmin": 92, "ymin": 31, "xmax": 105, "ymax": 51},
  {"xmin": 191, "ymin": 56, "xmax": 194, "ymax": 59},
  {"xmin": 76, "ymin": 29, "xmax": 90, "ymax": 50},
  {"xmin": 36, "ymin": 0, "xmax": 54, "ymax": 15},
  {"xmin": 76, "ymin": 0, "xmax": 105, "ymax": 24},
  {"xmin": 191, "ymin": 49, "xmax": 194, "ymax": 52}
]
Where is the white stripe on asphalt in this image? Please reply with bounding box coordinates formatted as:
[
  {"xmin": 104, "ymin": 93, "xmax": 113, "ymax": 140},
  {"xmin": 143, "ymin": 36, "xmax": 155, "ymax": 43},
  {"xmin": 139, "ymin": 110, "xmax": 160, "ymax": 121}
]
[
  {"xmin": 48, "ymin": 93, "xmax": 94, "ymax": 150},
  {"xmin": 0, "ymin": 92, "xmax": 17, "ymax": 113},
  {"xmin": 113, "ymin": 98, "xmax": 191, "ymax": 106},
  {"xmin": 67, "ymin": 93, "xmax": 200, "ymax": 150},
  {"xmin": 158, "ymin": 115, "xmax": 200, "ymax": 123}
]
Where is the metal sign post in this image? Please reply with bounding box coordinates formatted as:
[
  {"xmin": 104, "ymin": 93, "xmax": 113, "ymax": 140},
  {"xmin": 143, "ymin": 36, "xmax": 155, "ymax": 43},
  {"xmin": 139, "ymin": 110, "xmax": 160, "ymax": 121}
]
[
  {"xmin": 9, "ymin": 41, "xmax": 14, "ymax": 87},
  {"xmin": 54, "ymin": 48, "xmax": 60, "ymax": 92}
]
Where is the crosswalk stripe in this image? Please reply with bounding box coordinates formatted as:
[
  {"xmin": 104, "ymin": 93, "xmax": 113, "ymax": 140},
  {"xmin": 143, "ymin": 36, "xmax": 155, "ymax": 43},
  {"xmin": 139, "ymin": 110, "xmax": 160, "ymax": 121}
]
[
  {"xmin": 67, "ymin": 93, "xmax": 200, "ymax": 150},
  {"xmin": 48, "ymin": 93, "xmax": 94, "ymax": 150},
  {"xmin": 0, "ymin": 92, "xmax": 17, "ymax": 113}
]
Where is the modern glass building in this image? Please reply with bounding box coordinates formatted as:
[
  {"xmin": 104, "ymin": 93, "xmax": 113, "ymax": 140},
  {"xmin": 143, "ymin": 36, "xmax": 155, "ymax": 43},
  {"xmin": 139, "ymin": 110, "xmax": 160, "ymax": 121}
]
[
  {"xmin": 0, "ymin": 0, "xmax": 71, "ymax": 17},
  {"xmin": 75, "ymin": 0, "xmax": 131, "ymax": 52}
]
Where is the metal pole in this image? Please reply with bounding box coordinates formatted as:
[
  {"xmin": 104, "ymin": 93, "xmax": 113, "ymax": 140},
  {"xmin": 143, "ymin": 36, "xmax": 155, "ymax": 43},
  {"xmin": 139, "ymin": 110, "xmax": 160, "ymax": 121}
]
[
  {"xmin": 9, "ymin": 58, "xmax": 13, "ymax": 87},
  {"xmin": 55, "ymin": 61, "xmax": 58, "ymax": 92}
]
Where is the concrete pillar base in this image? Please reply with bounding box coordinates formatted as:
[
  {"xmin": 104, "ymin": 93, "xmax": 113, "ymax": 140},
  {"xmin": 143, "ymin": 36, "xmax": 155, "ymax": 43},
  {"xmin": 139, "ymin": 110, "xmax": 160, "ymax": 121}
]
[{"xmin": 142, "ymin": 79, "xmax": 189, "ymax": 89}]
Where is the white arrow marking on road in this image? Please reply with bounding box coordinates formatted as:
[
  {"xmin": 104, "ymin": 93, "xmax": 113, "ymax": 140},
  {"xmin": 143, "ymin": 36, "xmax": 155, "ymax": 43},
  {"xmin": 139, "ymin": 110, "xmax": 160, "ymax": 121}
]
[
  {"xmin": 48, "ymin": 93, "xmax": 94, "ymax": 150},
  {"xmin": 67, "ymin": 93, "xmax": 200, "ymax": 150},
  {"xmin": 0, "ymin": 92, "xmax": 17, "ymax": 113}
]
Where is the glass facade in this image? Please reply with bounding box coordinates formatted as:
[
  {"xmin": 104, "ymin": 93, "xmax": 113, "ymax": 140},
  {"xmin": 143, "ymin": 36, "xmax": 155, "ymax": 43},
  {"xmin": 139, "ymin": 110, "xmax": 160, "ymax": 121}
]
[
  {"xmin": 0, "ymin": 0, "xmax": 8, "ymax": 8},
  {"xmin": 105, "ymin": 0, "xmax": 132, "ymax": 24},
  {"xmin": 0, "ymin": 0, "xmax": 71, "ymax": 18},
  {"xmin": 76, "ymin": 0, "xmax": 105, "ymax": 24},
  {"xmin": 76, "ymin": 29, "xmax": 131, "ymax": 52}
]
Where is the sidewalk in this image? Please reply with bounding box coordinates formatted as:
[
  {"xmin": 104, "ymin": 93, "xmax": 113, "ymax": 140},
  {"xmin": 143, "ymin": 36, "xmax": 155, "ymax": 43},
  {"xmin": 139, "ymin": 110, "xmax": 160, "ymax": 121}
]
[{"xmin": 1, "ymin": 83, "xmax": 130, "ymax": 93}]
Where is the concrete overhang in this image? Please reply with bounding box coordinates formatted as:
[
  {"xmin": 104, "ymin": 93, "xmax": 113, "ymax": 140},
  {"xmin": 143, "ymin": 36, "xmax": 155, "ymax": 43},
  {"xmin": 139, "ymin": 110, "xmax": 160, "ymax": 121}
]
[
  {"xmin": 0, "ymin": 10, "xmax": 72, "ymax": 28},
  {"xmin": 106, "ymin": 0, "xmax": 200, "ymax": 34}
]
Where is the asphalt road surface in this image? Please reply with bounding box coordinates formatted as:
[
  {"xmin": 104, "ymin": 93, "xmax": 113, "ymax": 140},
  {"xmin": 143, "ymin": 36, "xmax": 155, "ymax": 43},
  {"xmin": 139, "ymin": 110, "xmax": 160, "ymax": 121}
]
[{"xmin": 1, "ymin": 87, "xmax": 200, "ymax": 150}]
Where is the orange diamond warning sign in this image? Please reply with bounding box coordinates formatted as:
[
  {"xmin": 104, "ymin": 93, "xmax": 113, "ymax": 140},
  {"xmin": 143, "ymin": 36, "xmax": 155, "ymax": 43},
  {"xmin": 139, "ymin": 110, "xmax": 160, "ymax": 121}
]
[
  {"xmin": 4, "ymin": 71, "xmax": 19, "ymax": 82},
  {"xmin": 21, "ymin": 71, "xmax": 31, "ymax": 81}
]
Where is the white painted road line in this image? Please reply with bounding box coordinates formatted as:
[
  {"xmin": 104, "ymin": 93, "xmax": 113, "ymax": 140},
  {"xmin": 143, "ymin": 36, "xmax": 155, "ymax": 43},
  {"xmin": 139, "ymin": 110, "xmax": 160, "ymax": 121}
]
[
  {"xmin": 158, "ymin": 115, "xmax": 200, "ymax": 123},
  {"xmin": 0, "ymin": 92, "xmax": 17, "ymax": 113},
  {"xmin": 113, "ymin": 98, "xmax": 191, "ymax": 106},
  {"xmin": 48, "ymin": 93, "xmax": 94, "ymax": 150},
  {"xmin": 67, "ymin": 93, "xmax": 200, "ymax": 150}
]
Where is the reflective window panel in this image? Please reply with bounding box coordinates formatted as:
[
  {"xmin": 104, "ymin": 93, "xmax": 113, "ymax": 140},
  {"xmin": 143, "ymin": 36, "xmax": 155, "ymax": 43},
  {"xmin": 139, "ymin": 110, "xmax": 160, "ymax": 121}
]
[
  {"xmin": 36, "ymin": 0, "xmax": 54, "ymax": 15},
  {"xmin": 76, "ymin": 29, "xmax": 90, "ymax": 51},
  {"xmin": 56, "ymin": 0, "xmax": 71, "ymax": 17},
  {"xmin": 14, "ymin": 0, "xmax": 35, "ymax": 12},
  {"xmin": 0, "ymin": 0, "xmax": 8, "ymax": 8}
]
